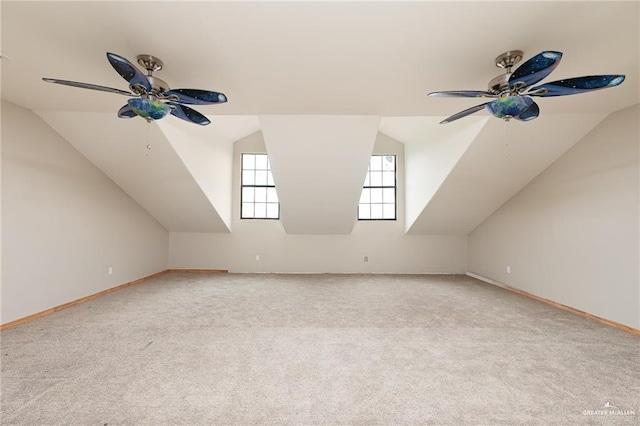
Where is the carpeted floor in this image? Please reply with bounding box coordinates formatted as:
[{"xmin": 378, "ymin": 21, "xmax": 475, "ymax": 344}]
[{"xmin": 1, "ymin": 273, "xmax": 638, "ymax": 425}]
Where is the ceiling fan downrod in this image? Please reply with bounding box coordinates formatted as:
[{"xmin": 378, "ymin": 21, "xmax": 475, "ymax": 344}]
[{"xmin": 488, "ymin": 50, "xmax": 524, "ymax": 95}]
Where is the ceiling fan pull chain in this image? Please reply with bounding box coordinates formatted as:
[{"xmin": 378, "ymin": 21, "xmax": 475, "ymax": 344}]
[
  {"xmin": 145, "ymin": 121, "xmax": 152, "ymax": 154},
  {"xmin": 505, "ymin": 120, "xmax": 511, "ymax": 159}
]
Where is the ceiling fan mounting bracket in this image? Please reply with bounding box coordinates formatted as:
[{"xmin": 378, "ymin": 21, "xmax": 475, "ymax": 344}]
[
  {"xmin": 495, "ymin": 50, "xmax": 523, "ymax": 71},
  {"xmin": 137, "ymin": 54, "xmax": 163, "ymax": 73}
]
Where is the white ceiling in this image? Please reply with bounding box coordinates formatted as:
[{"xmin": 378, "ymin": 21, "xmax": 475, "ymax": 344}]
[
  {"xmin": 2, "ymin": 1, "xmax": 638, "ymax": 117},
  {"xmin": 2, "ymin": 1, "xmax": 639, "ymax": 235}
]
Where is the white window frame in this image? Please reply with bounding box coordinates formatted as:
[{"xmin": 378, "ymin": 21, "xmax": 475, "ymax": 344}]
[
  {"xmin": 358, "ymin": 154, "xmax": 397, "ymax": 221},
  {"xmin": 240, "ymin": 153, "xmax": 280, "ymax": 220}
]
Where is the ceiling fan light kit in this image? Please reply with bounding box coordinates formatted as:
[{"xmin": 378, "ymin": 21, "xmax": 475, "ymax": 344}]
[
  {"xmin": 43, "ymin": 52, "xmax": 227, "ymax": 126},
  {"xmin": 428, "ymin": 50, "xmax": 625, "ymax": 124}
]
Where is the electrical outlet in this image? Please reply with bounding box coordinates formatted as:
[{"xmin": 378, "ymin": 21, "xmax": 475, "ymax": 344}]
[
  {"xmin": 506, "ymin": 266, "xmax": 511, "ymax": 274},
  {"xmin": 364, "ymin": 256, "xmax": 369, "ymax": 262},
  {"xmin": 108, "ymin": 266, "xmax": 113, "ymax": 275},
  {"xmin": 256, "ymin": 255, "xmax": 260, "ymax": 261}
]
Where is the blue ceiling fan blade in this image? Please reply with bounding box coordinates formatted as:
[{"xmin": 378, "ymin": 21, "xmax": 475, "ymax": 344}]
[
  {"xmin": 428, "ymin": 90, "xmax": 497, "ymax": 98},
  {"xmin": 529, "ymin": 75, "xmax": 625, "ymax": 97},
  {"xmin": 509, "ymin": 51, "xmax": 562, "ymax": 89},
  {"xmin": 439, "ymin": 102, "xmax": 490, "ymax": 124},
  {"xmin": 514, "ymin": 100, "xmax": 540, "ymax": 121},
  {"xmin": 107, "ymin": 52, "xmax": 152, "ymax": 93},
  {"xmin": 167, "ymin": 102, "xmax": 211, "ymax": 125},
  {"xmin": 164, "ymin": 89, "xmax": 227, "ymax": 105},
  {"xmin": 42, "ymin": 78, "xmax": 134, "ymax": 96},
  {"xmin": 117, "ymin": 104, "xmax": 137, "ymax": 118}
]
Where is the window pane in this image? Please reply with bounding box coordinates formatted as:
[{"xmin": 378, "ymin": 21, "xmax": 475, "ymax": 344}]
[
  {"xmin": 383, "ymin": 204, "xmax": 395, "ymax": 219},
  {"xmin": 382, "ymin": 171, "xmax": 395, "ymax": 187},
  {"xmin": 242, "ymin": 154, "xmax": 255, "ymax": 170},
  {"xmin": 382, "ymin": 188, "xmax": 395, "ymax": 203},
  {"xmin": 383, "ymin": 155, "xmax": 395, "ymax": 171},
  {"xmin": 358, "ymin": 204, "xmax": 370, "ymax": 219},
  {"xmin": 242, "ymin": 170, "xmax": 255, "ymax": 185},
  {"xmin": 370, "ymin": 188, "xmax": 383, "ymax": 203},
  {"xmin": 254, "ymin": 203, "xmax": 267, "ymax": 218},
  {"xmin": 359, "ymin": 188, "xmax": 370, "ymax": 204},
  {"xmin": 242, "ymin": 203, "xmax": 254, "ymax": 218},
  {"xmin": 266, "ymin": 203, "xmax": 279, "ymax": 218},
  {"xmin": 255, "ymin": 170, "xmax": 268, "ymax": 185},
  {"xmin": 359, "ymin": 155, "xmax": 396, "ymax": 221},
  {"xmin": 241, "ymin": 153, "xmax": 279, "ymax": 220},
  {"xmin": 255, "ymin": 154, "xmax": 268, "ymax": 170},
  {"xmin": 255, "ymin": 187, "xmax": 267, "ymax": 202},
  {"xmin": 370, "ymin": 156, "xmax": 382, "ymax": 171},
  {"xmin": 370, "ymin": 171, "xmax": 382, "ymax": 187},
  {"xmin": 242, "ymin": 187, "xmax": 255, "ymax": 202},
  {"xmin": 371, "ymin": 204, "xmax": 383, "ymax": 219},
  {"xmin": 267, "ymin": 187, "xmax": 279, "ymax": 203}
]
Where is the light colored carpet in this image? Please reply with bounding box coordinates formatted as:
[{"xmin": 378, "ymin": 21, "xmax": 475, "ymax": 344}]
[{"xmin": 1, "ymin": 273, "xmax": 638, "ymax": 425}]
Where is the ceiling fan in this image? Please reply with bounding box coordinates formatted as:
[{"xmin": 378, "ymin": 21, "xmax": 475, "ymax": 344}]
[
  {"xmin": 428, "ymin": 50, "xmax": 625, "ymax": 124},
  {"xmin": 43, "ymin": 52, "xmax": 227, "ymax": 126}
]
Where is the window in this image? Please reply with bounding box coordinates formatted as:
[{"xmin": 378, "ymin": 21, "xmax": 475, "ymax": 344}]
[
  {"xmin": 358, "ymin": 155, "xmax": 396, "ymax": 220},
  {"xmin": 241, "ymin": 153, "xmax": 279, "ymax": 219}
]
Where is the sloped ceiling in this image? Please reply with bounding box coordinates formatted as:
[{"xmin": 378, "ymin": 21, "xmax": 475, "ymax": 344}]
[
  {"xmin": 2, "ymin": 1, "xmax": 639, "ymax": 235},
  {"xmin": 404, "ymin": 113, "xmax": 608, "ymax": 234},
  {"xmin": 156, "ymin": 116, "xmax": 261, "ymax": 229},
  {"xmin": 379, "ymin": 116, "xmax": 490, "ymax": 231},
  {"xmin": 261, "ymin": 115, "xmax": 380, "ymax": 234},
  {"xmin": 36, "ymin": 111, "xmax": 232, "ymax": 232}
]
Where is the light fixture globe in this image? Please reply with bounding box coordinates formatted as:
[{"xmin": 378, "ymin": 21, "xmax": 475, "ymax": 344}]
[
  {"xmin": 486, "ymin": 96, "xmax": 532, "ymax": 120},
  {"xmin": 127, "ymin": 98, "xmax": 171, "ymax": 120}
]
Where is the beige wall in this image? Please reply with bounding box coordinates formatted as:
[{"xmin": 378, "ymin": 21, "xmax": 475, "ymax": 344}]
[
  {"xmin": 169, "ymin": 131, "xmax": 467, "ymax": 273},
  {"xmin": 1, "ymin": 101, "xmax": 169, "ymax": 324},
  {"xmin": 468, "ymin": 105, "xmax": 640, "ymax": 329}
]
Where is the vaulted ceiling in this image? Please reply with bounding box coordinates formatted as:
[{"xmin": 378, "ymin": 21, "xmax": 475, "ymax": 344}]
[{"xmin": 2, "ymin": 1, "xmax": 638, "ymax": 235}]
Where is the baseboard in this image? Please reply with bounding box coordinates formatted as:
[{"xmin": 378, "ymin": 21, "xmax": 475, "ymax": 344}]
[
  {"xmin": 229, "ymin": 271, "xmax": 456, "ymax": 275},
  {"xmin": 466, "ymin": 272, "xmax": 640, "ymax": 337},
  {"xmin": 466, "ymin": 272, "xmax": 509, "ymax": 288},
  {"xmin": 0, "ymin": 268, "xmax": 227, "ymax": 331}
]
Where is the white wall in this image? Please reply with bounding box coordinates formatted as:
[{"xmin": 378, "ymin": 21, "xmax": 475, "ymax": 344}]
[
  {"xmin": 169, "ymin": 131, "xmax": 467, "ymax": 273},
  {"xmin": 1, "ymin": 101, "xmax": 169, "ymax": 324},
  {"xmin": 468, "ymin": 105, "xmax": 640, "ymax": 329}
]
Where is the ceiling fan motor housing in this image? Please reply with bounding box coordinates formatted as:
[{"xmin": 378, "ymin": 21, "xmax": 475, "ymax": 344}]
[
  {"xmin": 488, "ymin": 73, "xmax": 511, "ymax": 94},
  {"xmin": 147, "ymin": 76, "xmax": 170, "ymax": 95}
]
